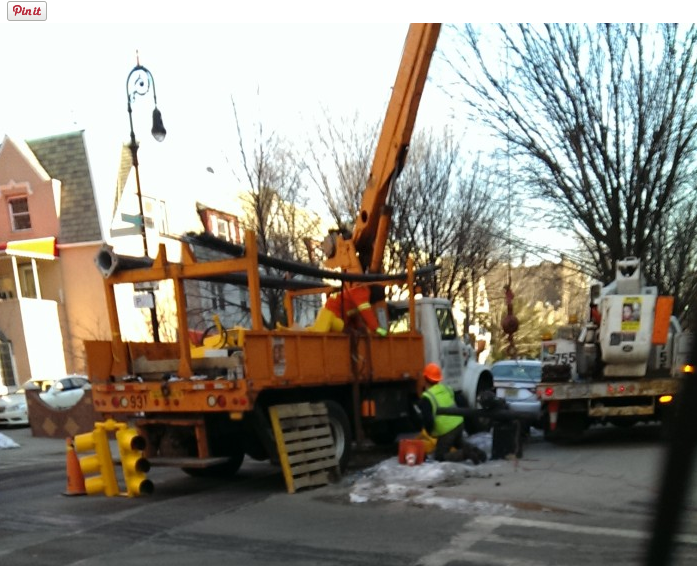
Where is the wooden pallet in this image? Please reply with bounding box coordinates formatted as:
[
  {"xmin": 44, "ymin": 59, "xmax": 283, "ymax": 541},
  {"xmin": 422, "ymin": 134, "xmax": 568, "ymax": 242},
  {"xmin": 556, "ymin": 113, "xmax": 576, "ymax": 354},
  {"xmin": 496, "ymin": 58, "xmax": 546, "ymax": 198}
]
[{"xmin": 269, "ymin": 402, "xmax": 340, "ymax": 494}]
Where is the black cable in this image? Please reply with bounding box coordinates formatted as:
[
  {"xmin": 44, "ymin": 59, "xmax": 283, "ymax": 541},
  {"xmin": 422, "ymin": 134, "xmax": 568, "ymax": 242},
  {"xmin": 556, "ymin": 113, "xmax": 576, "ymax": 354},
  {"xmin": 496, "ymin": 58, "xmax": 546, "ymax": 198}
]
[{"xmin": 179, "ymin": 232, "xmax": 438, "ymax": 284}]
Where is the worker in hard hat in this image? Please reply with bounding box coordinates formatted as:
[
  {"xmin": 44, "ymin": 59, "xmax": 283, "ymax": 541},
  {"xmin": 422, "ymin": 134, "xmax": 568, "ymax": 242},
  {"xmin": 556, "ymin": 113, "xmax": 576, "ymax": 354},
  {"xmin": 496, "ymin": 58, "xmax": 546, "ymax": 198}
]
[{"xmin": 417, "ymin": 362, "xmax": 486, "ymax": 464}]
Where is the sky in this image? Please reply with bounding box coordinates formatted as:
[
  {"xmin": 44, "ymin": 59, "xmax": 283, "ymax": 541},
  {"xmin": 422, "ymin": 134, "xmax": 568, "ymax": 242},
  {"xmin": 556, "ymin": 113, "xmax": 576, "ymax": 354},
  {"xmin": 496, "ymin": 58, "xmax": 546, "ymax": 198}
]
[{"xmin": 2, "ymin": 6, "xmax": 694, "ymax": 252}]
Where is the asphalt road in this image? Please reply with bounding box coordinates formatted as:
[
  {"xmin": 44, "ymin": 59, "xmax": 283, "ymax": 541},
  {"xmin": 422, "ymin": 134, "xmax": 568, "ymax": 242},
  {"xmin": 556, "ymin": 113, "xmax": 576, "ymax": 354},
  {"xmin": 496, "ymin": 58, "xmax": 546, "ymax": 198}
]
[{"xmin": 1, "ymin": 425, "xmax": 696, "ymax": 566}]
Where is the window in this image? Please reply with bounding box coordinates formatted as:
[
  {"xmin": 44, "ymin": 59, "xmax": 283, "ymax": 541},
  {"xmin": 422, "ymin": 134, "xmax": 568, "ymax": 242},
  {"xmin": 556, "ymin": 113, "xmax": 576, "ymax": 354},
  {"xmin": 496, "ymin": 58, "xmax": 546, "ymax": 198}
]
[
  {"xmin": 207, "ymin": 211, "xmax": 240, "ymax": 243},
  {"xmin": 143, "ymin": 197, "xmax": 169, "ymax": 235},
  {"xmin": 19, "ymin": 265, "xmax": 38, "ymax": 298},
  {"xmin": 9, "ymin": 197, "xmax": 31, "ymax": 231},
  {"xmin": 388, "ymin": 306, "xmax": 411, "ymax": 334},
  {"xmin": 435, "ymin": 307, "xmax": 457, "ymax": 340},
  {"xmin": 211, "ymin": 282, "xmax": 227, "ymax": 310},
  {"xmin": 216, "ymin": 218, "xmax": 230, "ymax": 241}
]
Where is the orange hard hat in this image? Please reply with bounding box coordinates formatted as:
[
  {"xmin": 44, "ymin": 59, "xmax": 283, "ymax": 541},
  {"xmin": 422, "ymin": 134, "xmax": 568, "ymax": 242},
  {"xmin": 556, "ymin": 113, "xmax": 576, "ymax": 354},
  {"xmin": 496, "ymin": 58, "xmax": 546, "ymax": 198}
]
[{"xmin": 423, "ymin": 363, "xmax": 442, "ymax": 383}]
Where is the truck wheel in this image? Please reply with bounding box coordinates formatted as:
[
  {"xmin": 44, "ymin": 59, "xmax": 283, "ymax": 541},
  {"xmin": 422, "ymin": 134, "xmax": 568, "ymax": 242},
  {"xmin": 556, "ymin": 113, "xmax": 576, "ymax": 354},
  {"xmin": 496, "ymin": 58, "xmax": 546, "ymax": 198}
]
[
  {"xmin": 465, "ymin": 374, "xmax": 494, "ymax": 435},
  {"xmin": 324, "ymin": 400, "xmax": 352, "ymax": 472}
]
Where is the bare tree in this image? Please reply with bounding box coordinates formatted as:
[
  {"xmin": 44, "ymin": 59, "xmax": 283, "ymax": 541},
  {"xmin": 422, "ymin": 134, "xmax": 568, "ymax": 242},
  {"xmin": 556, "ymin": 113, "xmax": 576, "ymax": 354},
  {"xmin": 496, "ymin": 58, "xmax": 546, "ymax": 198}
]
[
  {"xmin": 306, "ymin": 111, "xmax": 380, "ymax": 232},
  {"xmin": 389, "ymin": 130, "xmax": 507, "ymax": 315},
  {"xmin": 231, "ymin": 98, "xmax": 322, "ymax": 329},
  {"xmin": 649, "ymin": 196, "xmax": 697, "ymax": 324},
  {"xmin": 445, "ymin": 24, "xmax": 697, "ymax": 314}
]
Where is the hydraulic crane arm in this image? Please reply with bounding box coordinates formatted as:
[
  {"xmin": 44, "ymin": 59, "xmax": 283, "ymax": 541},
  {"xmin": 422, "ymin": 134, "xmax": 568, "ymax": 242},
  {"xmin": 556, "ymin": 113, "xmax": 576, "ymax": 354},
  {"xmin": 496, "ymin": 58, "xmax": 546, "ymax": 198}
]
[{"xmin": 324, "ymin": 23, "xmax": 441, "ymax": 274}]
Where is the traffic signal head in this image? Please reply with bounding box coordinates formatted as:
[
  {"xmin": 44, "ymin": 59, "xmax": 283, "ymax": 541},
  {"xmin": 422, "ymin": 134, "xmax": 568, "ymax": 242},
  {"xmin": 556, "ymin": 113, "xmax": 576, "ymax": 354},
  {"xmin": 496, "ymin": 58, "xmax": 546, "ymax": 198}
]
[
  {"xmin": 73, "ymin": 428, "xmax": 119, "ymax": 496},
  {"xmin": 116, "ymin": 428, "xmax": 154, "ymax": 497}
]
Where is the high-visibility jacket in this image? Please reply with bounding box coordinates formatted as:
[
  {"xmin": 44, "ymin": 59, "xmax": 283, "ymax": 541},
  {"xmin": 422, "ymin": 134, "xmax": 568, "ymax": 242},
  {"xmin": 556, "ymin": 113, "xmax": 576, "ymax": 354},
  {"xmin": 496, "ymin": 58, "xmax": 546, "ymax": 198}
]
[
  {"xmin": 324, "ymin": 287, "xmax": 387, "ymax": 336},
  {"xmin": 348, "ymin": 286, "xmax": 387, "ymax": 335},
  {"xmin": 422, "ymin": 383, "xmax": 463, "ymax": 437}
]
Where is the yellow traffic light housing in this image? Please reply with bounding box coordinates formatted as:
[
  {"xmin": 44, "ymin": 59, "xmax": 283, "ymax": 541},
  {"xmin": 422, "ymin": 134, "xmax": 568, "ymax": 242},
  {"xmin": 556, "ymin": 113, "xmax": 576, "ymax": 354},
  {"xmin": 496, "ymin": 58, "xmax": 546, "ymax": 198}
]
[
  {"xmin": 74, "ymin": 426, "xmax": 119, "ymax": 497},
  {"xmin": 116, "ymin": 427, "xmax": 154, "ymax": 497}
]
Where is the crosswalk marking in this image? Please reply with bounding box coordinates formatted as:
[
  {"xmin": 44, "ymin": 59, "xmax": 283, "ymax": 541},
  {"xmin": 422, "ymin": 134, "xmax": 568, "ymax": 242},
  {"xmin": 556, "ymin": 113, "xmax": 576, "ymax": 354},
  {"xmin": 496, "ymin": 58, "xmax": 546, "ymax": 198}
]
[
  {"xmin": 417, "ymin": 513, "xmax": 697, "ymax": 566},
  {"xmin": 474, "ymin": 515, "xmax": 697, "ymax": 546}
]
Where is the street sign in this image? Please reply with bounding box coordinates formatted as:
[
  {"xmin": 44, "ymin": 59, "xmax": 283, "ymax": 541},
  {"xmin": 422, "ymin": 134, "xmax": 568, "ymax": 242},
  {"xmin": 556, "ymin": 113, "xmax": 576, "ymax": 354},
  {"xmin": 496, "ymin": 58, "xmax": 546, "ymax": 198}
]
[
  {"xmin": 133, "ymin": 292, "xmax": 155, "ymax": 309},
  {"xmin": 109, "ymin": 227, "xmax": 142, "ymax": 237},
  {"xmin": 134, "ymin": 282, "xmax": 159, "ymax": 291},
  {"xmin": 121, "ymin": 213, "xmax": 143, "ymax": 226}
]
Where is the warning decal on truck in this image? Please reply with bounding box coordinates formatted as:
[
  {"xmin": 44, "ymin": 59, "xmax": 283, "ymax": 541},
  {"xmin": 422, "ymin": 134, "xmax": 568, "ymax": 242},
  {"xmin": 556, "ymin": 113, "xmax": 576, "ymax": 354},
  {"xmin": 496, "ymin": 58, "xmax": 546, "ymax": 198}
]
[
  {"xmin": 621, "ymin": 297, "xmax": 642, "ymax": 332},
  {"xmin": 273, "ymin": 337, "xmax": 286, "ymax": 377}
]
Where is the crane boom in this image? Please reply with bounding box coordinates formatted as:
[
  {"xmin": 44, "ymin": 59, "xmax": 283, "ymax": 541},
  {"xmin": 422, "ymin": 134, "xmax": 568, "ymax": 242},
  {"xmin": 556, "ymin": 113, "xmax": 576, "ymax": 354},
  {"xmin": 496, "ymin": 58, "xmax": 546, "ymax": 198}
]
[{"xmin": 324, "ymin": 23, "xmax": 441, "ymax": 274}]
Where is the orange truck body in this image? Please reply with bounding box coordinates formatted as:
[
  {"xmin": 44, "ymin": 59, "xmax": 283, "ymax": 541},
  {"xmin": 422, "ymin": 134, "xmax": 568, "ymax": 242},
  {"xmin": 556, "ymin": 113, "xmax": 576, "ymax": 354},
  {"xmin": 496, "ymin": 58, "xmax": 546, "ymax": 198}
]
[
  {"xmin": 85, "ymin": 231, "xmax": 424, "ymax": 469},
  {"xmin": 84, "ymin": 23, "xmax": 442, "ymax": 472}
]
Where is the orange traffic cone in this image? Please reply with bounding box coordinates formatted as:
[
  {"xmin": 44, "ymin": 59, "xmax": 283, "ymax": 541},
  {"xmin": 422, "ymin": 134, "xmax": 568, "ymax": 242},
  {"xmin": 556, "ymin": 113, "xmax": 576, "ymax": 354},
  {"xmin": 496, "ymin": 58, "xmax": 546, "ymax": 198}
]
[
  {"xmin": 63, "ymin": 437, "xmax": 86, "ymax": 496},
  {"xmin": 548, "ymin": 400, "xmax": 559, "ymax": 432}
]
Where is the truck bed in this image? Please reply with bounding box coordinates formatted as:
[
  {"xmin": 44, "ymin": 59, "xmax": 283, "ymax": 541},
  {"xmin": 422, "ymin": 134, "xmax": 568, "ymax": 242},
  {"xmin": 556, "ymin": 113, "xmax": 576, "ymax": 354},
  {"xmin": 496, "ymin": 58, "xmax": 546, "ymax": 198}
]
[{"xmin": 85, "ymin": 330, "xmax": 424, "ymax": 415}]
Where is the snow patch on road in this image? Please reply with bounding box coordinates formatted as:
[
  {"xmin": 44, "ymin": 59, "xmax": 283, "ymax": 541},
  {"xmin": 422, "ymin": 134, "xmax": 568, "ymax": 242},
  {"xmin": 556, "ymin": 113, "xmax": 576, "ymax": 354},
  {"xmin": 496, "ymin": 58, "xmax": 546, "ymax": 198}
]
[
  {"xmin": 0, "ymin": 432, "xmax": 20, "ymax": 449},
  {"xmin": 348, "ymin": 432, "xmax": 515, "ymax": 515}
]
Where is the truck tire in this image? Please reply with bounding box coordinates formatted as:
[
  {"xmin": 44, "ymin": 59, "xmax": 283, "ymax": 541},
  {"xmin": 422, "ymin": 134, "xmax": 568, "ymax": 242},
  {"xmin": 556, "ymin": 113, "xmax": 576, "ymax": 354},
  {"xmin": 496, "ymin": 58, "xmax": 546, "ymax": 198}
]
[
  {"xmin": 464, "ymin": 372, "xmax": 494, "ymax": 435},
  {"xmin": 324, "ymin": 400, "xmax": 352, "ymax": 472}
]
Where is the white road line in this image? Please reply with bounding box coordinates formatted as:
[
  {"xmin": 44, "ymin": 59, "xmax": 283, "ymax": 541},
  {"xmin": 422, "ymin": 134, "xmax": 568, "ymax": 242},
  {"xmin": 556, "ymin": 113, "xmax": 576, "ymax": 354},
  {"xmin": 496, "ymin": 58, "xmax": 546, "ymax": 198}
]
[
  {"xmin": 474, "ymin": 514, "xmax": 697, "ymax": 546},
  {"xmin": 417, "ymin": 514, "xmax": 697, "ymax": 566}
]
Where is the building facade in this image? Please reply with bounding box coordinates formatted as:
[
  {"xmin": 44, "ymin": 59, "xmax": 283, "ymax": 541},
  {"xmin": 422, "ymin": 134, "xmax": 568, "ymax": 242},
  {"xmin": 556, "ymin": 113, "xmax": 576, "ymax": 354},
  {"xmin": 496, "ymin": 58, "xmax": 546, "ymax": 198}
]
[{"xmin": 0, "ymin": 132, "xmax": 108, "ymax": 389}]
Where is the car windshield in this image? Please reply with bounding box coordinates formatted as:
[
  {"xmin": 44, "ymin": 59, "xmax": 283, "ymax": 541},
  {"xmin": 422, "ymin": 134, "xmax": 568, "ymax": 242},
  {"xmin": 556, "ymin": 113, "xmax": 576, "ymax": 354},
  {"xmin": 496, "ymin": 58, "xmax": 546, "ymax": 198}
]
[{"xmin": 492, "ymin": 363, "xmax": 541, "ymax": 382}]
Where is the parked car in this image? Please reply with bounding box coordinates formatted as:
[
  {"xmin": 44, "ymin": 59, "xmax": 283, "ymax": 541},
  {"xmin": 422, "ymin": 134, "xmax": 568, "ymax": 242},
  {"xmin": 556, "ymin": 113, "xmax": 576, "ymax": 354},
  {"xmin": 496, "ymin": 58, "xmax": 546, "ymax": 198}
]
[
  {"xmin": 38, "ymin": 375, "xmax": 91, "ymax": 410},
  {"xmin": 491, "ymin": 359, "xmax": 542, "ymax": 424},
  {"xmin": 23, "ymin": 378, "xmax": 57, "ymax": 392},
  {"xmin": 0, "ymin": 389, "xmax": 29, "ymax": 427}
]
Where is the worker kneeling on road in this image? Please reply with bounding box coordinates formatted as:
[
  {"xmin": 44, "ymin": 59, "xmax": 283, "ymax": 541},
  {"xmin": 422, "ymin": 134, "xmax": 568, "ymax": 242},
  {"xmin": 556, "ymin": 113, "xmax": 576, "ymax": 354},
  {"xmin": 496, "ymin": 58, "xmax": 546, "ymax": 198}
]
[{"xmin": 418, "ymin": 363, "xmax": 486, "ymax": 464}]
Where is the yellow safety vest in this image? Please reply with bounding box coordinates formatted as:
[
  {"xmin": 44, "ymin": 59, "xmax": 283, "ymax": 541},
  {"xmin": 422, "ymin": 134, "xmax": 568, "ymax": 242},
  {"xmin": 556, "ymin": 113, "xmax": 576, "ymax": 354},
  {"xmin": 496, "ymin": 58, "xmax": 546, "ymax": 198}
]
[{"xmin": 423, "ymin": 383, "xmax": 463, "ymax": 437}]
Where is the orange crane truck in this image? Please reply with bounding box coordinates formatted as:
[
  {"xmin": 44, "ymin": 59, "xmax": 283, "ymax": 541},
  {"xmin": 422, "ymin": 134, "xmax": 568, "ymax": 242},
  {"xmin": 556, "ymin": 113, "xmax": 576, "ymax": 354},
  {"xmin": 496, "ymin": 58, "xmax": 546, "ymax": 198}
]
[{"xmin": 84, "ymin": 24, "xmax": 447, "ymax": 477}]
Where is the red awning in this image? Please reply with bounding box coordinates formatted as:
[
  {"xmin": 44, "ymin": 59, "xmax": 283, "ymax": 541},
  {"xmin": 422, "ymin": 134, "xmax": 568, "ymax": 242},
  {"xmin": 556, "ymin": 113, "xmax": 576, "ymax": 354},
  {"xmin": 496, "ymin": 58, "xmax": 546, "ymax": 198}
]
[{"xmin": 0, "ymin": 237, "xmax": 58, "ymax": 260}]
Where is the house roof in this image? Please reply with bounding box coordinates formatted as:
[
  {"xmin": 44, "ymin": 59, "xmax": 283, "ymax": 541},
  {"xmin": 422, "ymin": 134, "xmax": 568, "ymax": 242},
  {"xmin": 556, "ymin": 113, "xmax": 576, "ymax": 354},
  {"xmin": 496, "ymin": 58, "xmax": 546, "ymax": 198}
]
[
  {"xmin": 26, "ymin": 131, "xmax": 102, "ymax": 244},
  {"xmin": 0, "ymin": 135, "xmax": 51, "ymax": 181},
  {"xmin": 112, "ymin": 143, "xmax": 133, "ymax": 220}
]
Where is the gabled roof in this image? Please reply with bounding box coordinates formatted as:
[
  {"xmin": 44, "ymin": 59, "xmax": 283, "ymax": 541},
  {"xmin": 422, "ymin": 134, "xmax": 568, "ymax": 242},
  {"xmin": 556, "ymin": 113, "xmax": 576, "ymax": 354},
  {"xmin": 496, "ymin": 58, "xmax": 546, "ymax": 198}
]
[
  {"xmin": 0, "ymin": 135, "xmax": 51, "ymax": 181},
  {"xmin": 112, "ymin": 143, "xmax": 133, "ymax": 220},
  {"xmin": 26, "ymin": 131, "xmax": 102, "ymax": 244}
]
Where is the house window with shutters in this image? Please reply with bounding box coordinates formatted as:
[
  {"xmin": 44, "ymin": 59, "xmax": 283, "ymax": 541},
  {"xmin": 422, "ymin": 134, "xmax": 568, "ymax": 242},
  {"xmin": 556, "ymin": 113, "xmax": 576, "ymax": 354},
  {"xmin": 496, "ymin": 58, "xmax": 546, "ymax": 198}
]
[
  {"xmin": 216, "ymin": 217, "xmax": 230, "ymax": 241},
  {"xmin": 9, "ymin": 197, "xmax": 31, "ymax": 231},
  {"xmin": 207, "ymin": 211, "xmax": 240, "ymax": 243}
]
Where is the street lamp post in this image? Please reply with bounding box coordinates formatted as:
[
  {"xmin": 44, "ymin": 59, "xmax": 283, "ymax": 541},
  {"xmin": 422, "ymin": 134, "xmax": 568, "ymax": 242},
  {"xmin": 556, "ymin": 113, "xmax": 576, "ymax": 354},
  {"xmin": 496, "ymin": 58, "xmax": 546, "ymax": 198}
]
[{"xmin": 126, "ymin": 54, "xmax": 166, "ymax": 342}]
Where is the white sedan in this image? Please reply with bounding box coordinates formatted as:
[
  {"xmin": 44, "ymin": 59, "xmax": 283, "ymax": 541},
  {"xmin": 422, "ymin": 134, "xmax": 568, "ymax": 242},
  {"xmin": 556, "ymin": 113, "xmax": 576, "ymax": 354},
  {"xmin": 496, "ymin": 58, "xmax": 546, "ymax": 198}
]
[
  {"xmin": 38, "ymin": 375, "xmax": 91, "ymax": 410},
  {"xmin": 0, "ymin": 390, "xmax": 29, "ymax": 426}
]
